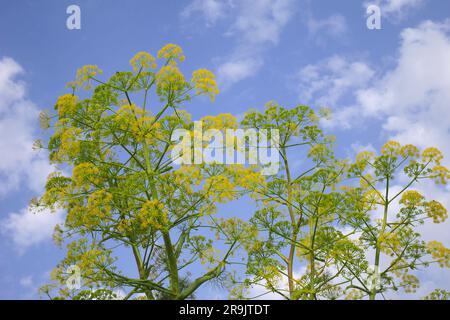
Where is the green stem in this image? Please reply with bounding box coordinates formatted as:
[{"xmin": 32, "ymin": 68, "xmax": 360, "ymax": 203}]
[
  {"xmin": 281, "ymin": 148, "xmax": 297, "ymax": 299},
  {"xmin": 162, "ymin": 231, "xmax": 180, "ymax": 297},
  {"xmin": 370, "ymin": 176, "xmax": 389, "ymax": 300}
]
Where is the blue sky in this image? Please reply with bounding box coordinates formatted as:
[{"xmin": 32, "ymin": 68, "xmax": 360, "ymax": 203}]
[{"xmin": 1, "ymin": 0, "xmax": 450, "ymax": 299}]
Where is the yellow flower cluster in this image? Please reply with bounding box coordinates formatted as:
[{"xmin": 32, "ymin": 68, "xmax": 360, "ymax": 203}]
[
  {"xmin": 431, "ymin": 165, "xmax": 450, "ymax": 185},
  {"xmin": 115, "ymin": 103, "xmax": 163, "ymax": 142},
  {"xmin": 117, "ymin": 103, "xmax": 146, "ymax": 115},
  {"xmin": 175, "ymin": 165, "xmax": 203, "ymax": 186},
  {"xmin": 354, "ymin": 151, "xmax": 375, "ymax": 171},
  {"xmin": 68, "ymin": 190, "xmax": 113, "ymax": 229},
  {"xmin": 157, "ymin": 44, "xmax": 185, "ymax": 64},
  {"xmin": 130, "ymin": 116, "xmax": 162, "ymax": 143},
  {"xmin": 155, "ymin": 65, "xmax": 186, "ymax": 95},
  {"xmin": 264, "ymin": 102, "xmax": 280, "ymax": 120},
  {"xmin": 255, "ymin": 264, "xmax": 282, "ymax": 284},
  {"xmin": 77, "ymin": 248, "xmax": 110, "ymax": 281},
  {"xmin": 425, "ymin": 200, "xmax": 448, "ymax": 224},
  {"xmin": 40, "ymin": 175, "xmax": 68, "ymax": 209},
  {"xmin": 400, "ymin": 144, "xmax": 420, "ymax": 158},
  {"xmin": 204, "ymin": 175, "xmax": 235, "ymax": 203},
  {"xmin": 423, "ymin": 289, "xmax": 450, "ymax": 300},
  {"xmin": 308, "ymin": 144, "xmax": 329, "ymax": 162},
  {"xmin": 427, "ymin": 241, "xmax": 450, "ymax": 267},
  {"xmin": 114, "ymin": 104, "xmax": 163, "ymax": 143},
  {"xmin": 216, "ymin": 217, "xmax": 258, "ymax": 244},
  {"xmin": 130, "ymin": 51, "xmax": 157, "ymax": 72},
  {"xmin": 66, "ymin": 205, "xmax": 87, "ymax": 228},
  {"xmin": 191, "ymin": 69, "xmax": 219, "ymax": 101},
  {"xmin": 379, "ymin": 233, "xmax": 401, "ymax": 256},
  {"xmin": 137, "ymin": 200, "xmax": 168, "ymax": 231},
  {"xmin": 86, "ymin": 190, "xmax": 113, "ymax": 221},
  {"xmin": 56, "ymin": 240, "xmax": 108, "ymax": 286},
  {"xmin": 401, "ymin": 273, "xmax": 420, "ymax": 293},
  {"xmin": 75, "ymin": 65, "xmax": 102, "ymax": 90},
  {"xmin": 199, "ymin": 245, "xmax": 220, "ymax": 265},
  {"xmin": 55, "ymin": 94, "xmax": 78, "ymax": 117},
  {"xmin": 228, "ymin": 165, "xmax": 265, "ymax": 192},
  {"xmin": 58, "ymin": 127, "xmax": 82, "ymax": 160},
  {"xmin": 422, "ymin": 147, "xmax": 443, "ymax": 165},
  {"xmin": 381, "ymin": 140, "xmax": 401, "ymax": 156},
  {"xmin": 115, "ymin": 103, "xmax": 145, "ymax": 127},
  {"xmin": 399, "ymin": 190, "xmax": 424, "ymax": 207},
  {"xmin": 201, "ymin": 114, "xmax": 238, "ymax": 130},
  {"xmin": 363, "ymin": 189, "xmax": 383, "ymax": 207},
  {"xmin": 117, "ymin": 218, "xmax": 132, "ymax": 235},
  {"xmin": 72, "ymin": 162, "xmax": 101, "ymax": 188}
]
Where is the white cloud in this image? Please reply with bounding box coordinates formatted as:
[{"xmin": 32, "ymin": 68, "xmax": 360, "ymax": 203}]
[
  {"xmin": 0, "ymin": 58, "xmax": 25, "ymax": 111},
  {"xmin": 1, "ymin": 207, "xmax": 64, "ymax": 252},
  {"xmin": 215, "ymin": 0, "xmax": 295, "ymax": 88},
  {"xmin": 181, "ymin": 0, "xmax": 231, "ymax": 26},
  {"xmin": 0, "ymin": 57, "xmax": 54, "ymax": 195},
  {"xmin": 292, "ymin": 20, "xmax": 450, "ymax": 297},
  {"xmin": 366, "ymin": 0, "xmax": 425, "ymax": 17},
  {"xmin": 357, "ymin": 20, "xmax": 450, "ymax": 152},
  {"xmin": 0, "ymin": 56, "xmax": 60, "ymax": 251},
  {"xmin": 295, "ymin": 55, "xmax": 375, "ymax": 111},
  {"xmin": 181, "ymin": 0, "xmax": 296, "ymax": 88},
  {"xmin": 229, "ymin": 0, "xmax": 294, "ymax": 46},
  {"xmin": 307, "ymin": 14, "xmax": 348, "ymax": 40},
  {"xmin": 298, "ymin": 20, "xmax": 450, "ymax": 135},
  {"xmin": 217, "ymin": 57, "xmax": 263, "ymax": 89},
  {"xmin": 19, "ymin": 275, "xmax": 33, "ymax": 288}
]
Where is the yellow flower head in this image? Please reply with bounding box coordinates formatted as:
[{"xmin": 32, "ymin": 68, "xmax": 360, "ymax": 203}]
[
  {"xmin": 425, "ymin": 200, "xmax": 448, "ymax": 224},
  {"xmin": 400, "ymin": 190, "xmax": 425, "ymax": 207},
  {"xmin": 75, "ymin": 65, "xmax": 102, "ymax": 90},
  {"xmin": 191, "ymin": 69, "xmax": 219, "ymax": 101},
  {"xmin": 401, "ymin": 274, "xmax": 420, "ymax": 293},
  {"xmin": 381, "ymin": 140, "xmax": 401, "ymax": 156},
  {"xmin": 72, "ymin": 162, "xmax": 101, "ymax": 188},
  {"xmin": 130, "ymin": 51, "xmax": 157, "ymax": 72},
  {"xmin": 157, "ymin": 44, "xmax": 185, "ymax": 64},
  {"xmin": 400, "ymin": 144, "xmax": 420, "ymax": 158},
  {"xmin": 431, "ymin": 165, "xmax": 450, "ymax": 185},
  {"xmin": 308, "ymin": 144, "xmax": 328, "ymax": 162},
  {"xmin": 379, "ymin": 233, "xmax": 401, "ymax": 256},
  {"xmin": 422, "ymin": 147, "xmax": 443, "ymax": 165},
  {"xmin": 427, "ymin": 241, "xmax": 450, "ymax": 267},
  {"xmin": 59, "ymin": 127, "xmax": 82, "ymax": 159},
  {"xmin": 201, "ymin": 114, "xmax": 238, "ymax": 130},
  {"xmin": 130, "ymin": 116, "xmax": 161, "ymax": 143},
  {"xmin": 155, "ymin": 65, "xmax": 186, "ymax": 95},
  {"xmin": 204, "ymin": 175, "xmax": 235, "ymax": 203},
  {"xmin": 55, "ymin": 94, "xmax": 78, "ymax": 117},
  {"xmin": 363, "ymin": 189, "xmax": 383, "ymax": 207},
  {"xmin": 137, "ymin": 200, "xmax": 168, "ymax": 230},
  {"xmin": 86, "ymin": 190, "xmax": 113, "ymax": 222},
  {"xmin": 355, "ymin": 151, "xmax": 375, "ymax": 171}
]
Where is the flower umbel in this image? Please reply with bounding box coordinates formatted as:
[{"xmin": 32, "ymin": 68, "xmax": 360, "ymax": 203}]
[
  {"xmin": 157, "ymin": 44, "xmax": 185, "ymax": 64},
  {"xmin": 191, "ymin": 69, "xmax": 219, "ymax": 101},
  {"xmin": 130, "ymin": 51, "xmax": 157, "ymax": 72}
]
